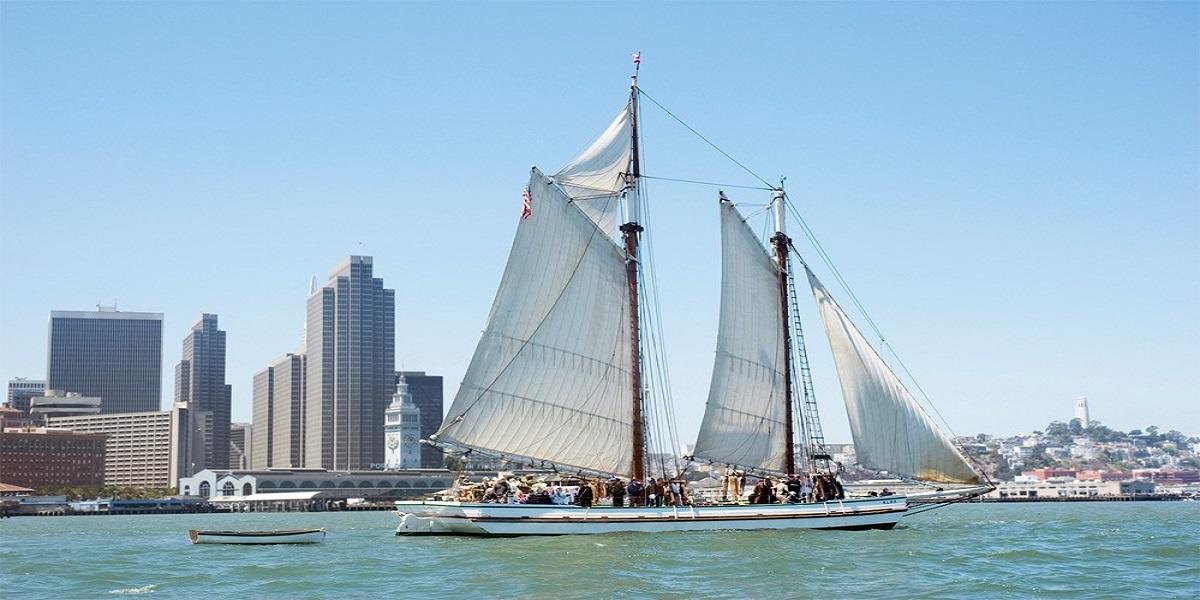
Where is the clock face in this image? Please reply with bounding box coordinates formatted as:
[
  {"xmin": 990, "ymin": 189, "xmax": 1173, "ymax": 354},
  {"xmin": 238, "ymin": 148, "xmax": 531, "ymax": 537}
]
[{"xmin": 387, "ymin": 437, "xmax": 400, "ymax": 449}]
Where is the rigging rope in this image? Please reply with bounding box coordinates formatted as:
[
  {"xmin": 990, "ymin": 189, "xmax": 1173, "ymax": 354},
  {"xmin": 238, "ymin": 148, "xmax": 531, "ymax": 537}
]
[
  {"xmin": 639, "ymin": 174, "xmax": 772, "ymax": 191},
  {"xmin": 637, "ymin": 88, "xmax": 776, "ymax": 189}
]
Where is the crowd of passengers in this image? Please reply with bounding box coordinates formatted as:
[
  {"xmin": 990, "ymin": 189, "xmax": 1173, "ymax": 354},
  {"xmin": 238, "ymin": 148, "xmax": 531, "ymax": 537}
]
[
  {"xmin": 452, "ymin": 471, "xmax": 879, "ymax": 507},
  {"xmin": 455, "ymin": 475, "xmax": 692, "ymax": 507}
]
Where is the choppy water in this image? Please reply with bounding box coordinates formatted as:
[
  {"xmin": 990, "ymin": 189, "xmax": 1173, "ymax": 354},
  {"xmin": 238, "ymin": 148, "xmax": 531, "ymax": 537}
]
[{"xmin": 1, "ymin": 503, "xmax": 1197, "ymax": 599}]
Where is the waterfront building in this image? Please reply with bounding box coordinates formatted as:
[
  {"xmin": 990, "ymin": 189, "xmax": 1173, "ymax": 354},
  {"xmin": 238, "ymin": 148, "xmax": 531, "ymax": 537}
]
[
  {"xmin": 47, "ymin": 308, "xmax": 163, "ymax": 414},
  {"xmin": 229, "ymin": 423, "xmax": 252, "ymax": 470},
  {"xmin": 395, "ymin": 371, "xmax": 443, "ymax": 468},
  {"xmin": 178, "ymin": 467, "xmax": 456, "ymax": 501},
  {"xmin": 28, "ymin": 390, "xmax": 102, "ymax": 424},
  {"xmin": 1074, "ymin": 396, "xmax": 1090, "ymax": 429},
  {"xmin": 985, "ymin": 479, "xmax": 1155, "ymax": 500},
  {"xmin": 304, "ymin": 256, "xmax": 395, "ymax": 470},
  {"xmin": 174, "ymin": 314, "xmax": 232, "ymax": 469},
  {"xmin": 0, "ymin": 427, "xmax": 107, "ymax": 488},
  {"xmin": 384, "ymin": 375, "xmax": 421, "ymax": 469},
  {"xmin": 1132, "ymin": 468, "xmax": 1200, "ymax": 485},
  {"xmin": 47, "ymin": 404, "xmax": 192, "ymax": 488},
  {"xmin": 1022, "ymin": 467, "xmax": 1079, "ymax": 480},
  {"xmin": 7, "ymin": 378, "xmax": 45, "ymax": 414},
  {"xmin": 251, "ymin": 353, "xmax": 304, "ymax": 469},
  {"xmin": 1075, "ymin": 469, "xmax": 1131, "ymax": 482}
]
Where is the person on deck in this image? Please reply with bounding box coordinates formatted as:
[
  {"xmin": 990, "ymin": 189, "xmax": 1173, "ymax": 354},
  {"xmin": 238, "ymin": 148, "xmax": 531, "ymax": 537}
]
[
  {"xmin": 774, "ymin": 479, "xmax": 788, "ymax": 502},
  {"xmin": 626, "ymin": 479, "xmax": 643, "ymax": 507},
  {"xmin": 575, "ymin": 481, "xmax": 594, "ymax": 507},
  {"xmin": 652, "ymin": 478, "xmax": 666, "ymax": 507},
  {"xmin": 492, "ymin": 479, "xmax": 510, "ymax": 502},
  {"xmin": 785, "ymin": 475, "xmax": 803, "ymax": 503},
  {"xmin": 609, "ymin": 478, "xmax": 625, "ymax": 507},
  {"xmin": 751, "ymin": 477, "xmax": 776, "ymax": 504}
]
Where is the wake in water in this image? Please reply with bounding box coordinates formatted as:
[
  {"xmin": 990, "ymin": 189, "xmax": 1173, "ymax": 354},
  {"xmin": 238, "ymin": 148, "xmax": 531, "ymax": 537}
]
[{"xmin": 108, "ymin": 584, "xmax": 156, "ymax": 595}]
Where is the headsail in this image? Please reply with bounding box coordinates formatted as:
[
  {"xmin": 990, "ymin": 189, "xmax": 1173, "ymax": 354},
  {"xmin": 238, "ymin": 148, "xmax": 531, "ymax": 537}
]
[
  {"xmin": 806, "ymin": 268, "xmax": 980, "ymax": 484},
  {"xmin": 553, "ymin": 106, "xmax": 632, "ymax": 236},
  {"xmin": 693, "ymin": 199, "xmax": 791, "ymax": 474},
  {"xmin": 434, "ymin": 168, "xmax": 635, "ymax": 477}
]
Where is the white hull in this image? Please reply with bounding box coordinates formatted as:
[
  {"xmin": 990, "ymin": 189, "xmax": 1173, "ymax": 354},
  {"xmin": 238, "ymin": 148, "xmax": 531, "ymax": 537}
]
[
  {"xmin": 394, "ymin": 496, "xmax": 906, "ymax": 536},
  {"xmin": 188, "ymin": 528, "xmax": 326, "ymax": 544}
]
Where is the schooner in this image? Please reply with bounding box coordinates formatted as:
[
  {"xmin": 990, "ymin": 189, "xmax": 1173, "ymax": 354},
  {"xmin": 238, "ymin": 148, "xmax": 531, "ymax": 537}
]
[{"xmin": 394, "ymin": 60, "xmax": 990, "ymax": 536}]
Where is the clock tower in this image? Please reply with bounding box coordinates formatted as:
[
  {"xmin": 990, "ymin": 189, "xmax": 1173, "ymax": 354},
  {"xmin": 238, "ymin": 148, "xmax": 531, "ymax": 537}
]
[{"xmin": 384, "ymin": 375, "xmax": 422, "ymax": 470}]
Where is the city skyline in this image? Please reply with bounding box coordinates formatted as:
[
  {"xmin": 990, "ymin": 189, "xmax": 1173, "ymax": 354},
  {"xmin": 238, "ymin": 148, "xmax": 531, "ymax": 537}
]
[{"xmin": 1, "ymin": 2, "xmax": 1196, "ymax": 442}]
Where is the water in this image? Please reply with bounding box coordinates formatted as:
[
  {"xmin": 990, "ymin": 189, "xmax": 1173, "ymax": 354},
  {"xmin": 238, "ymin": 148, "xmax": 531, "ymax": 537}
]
[{"xmin": 1, "ymin": 503, "xmax": 1197, "ymax": 599}]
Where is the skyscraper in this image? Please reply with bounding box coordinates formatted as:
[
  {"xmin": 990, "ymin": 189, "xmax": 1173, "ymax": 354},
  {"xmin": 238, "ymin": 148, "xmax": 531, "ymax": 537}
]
[
  {"xmin": 395, "ymin": 371, "xmax": 444, "ymax": 468},
  {"xmin": 251, "ymin": 352, "xmax": 304, "ymax": 469},
  {"xmin": 251, "ymin": 366, "xmax": 274, "ymax": 469},
  {"xmin": 304, "ymin": 256, "xmax": 395, "ymax": 470},
  {"xmin": 174, "ymin": 314, "xmax": 232, "ymax": 469},
  {"xmin": 47, "ymin": 308, "xmax": 163, "ymax": 414}
]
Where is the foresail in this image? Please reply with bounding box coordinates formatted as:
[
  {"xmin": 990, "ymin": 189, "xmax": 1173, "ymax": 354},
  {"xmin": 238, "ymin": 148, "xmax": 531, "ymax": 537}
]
[
  {"xmin": 553, "ymin": 105, "xmax": 631, "ymax": 235},
  {"xmin": 806, "ymin": 268, "xmax": 980, "ymax": 484},
  {"xmin": 693, "ymin": 200, "xmax": 790, "ymax": 474},
  {"xmin": 436, "ymin": 169, "xmax": 634, "ymax": 477}
]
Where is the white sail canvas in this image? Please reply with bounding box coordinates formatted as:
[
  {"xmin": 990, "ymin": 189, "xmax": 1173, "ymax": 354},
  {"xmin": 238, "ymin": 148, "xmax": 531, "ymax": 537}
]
[
  {"xmin": 553, "ymin": 106, "xmax": 632, "ymax": 236},
  {"xmin": 807, "ymin": 267, "xmax": 980, "ymax": 484},
  {"xmin": 693, "ymin": 200, "xmax": 791, "ymax": 474},
  {"xmin": 436, "ymin": 169, "xmax": 635, "ymax": 477}
]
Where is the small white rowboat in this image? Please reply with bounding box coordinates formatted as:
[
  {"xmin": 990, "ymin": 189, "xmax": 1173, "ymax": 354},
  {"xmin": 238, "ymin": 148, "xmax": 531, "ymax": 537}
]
[{"xmin": 187, "ymin": 528, "xmax": 326, "ymax": 545}]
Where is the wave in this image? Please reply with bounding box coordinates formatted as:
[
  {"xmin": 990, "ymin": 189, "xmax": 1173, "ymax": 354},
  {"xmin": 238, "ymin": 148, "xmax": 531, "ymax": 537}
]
[{"xmin": 109, "ymin": 584, "xmax": 156, "ymax": 595}]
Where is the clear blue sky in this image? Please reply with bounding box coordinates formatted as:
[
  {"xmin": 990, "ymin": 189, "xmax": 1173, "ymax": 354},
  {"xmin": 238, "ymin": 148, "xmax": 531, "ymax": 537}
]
[{"xmin": 2, "ymin": 1, "xmax": 1197, "ymax": 443}]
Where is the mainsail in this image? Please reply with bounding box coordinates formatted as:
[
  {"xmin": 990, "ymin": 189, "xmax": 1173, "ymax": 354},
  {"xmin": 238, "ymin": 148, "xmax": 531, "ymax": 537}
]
[
  {"xmin": 433, "ymin": 167, "xmax": 635, "ymax": 478},
  {"xmin": 693, "ymin": 199, "xmax": 791, "ymax": 474},
  {"xmin": 807, "ymin": 268, "xmax": 980, "ymax": 484}
]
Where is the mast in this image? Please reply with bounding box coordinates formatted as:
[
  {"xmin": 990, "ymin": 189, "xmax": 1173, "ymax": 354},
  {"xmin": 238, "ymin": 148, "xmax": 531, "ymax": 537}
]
[
  {"xmin": 770, "ymin": 188, "xmax": 797, "ymax": 476},
  {"xmin": 622, "ymin": 61, "xmax": 646, "ymax": 482}
]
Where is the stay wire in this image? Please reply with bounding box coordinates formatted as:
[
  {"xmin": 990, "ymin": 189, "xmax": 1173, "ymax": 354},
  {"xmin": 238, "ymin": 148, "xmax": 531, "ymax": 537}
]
[
  {"xmin": 637, "ymin": 88, "xmax": 776, "ymax": 190},
  {"xmin": 639, "ymin": 174, "xmax": 773, "ymax": 191}
]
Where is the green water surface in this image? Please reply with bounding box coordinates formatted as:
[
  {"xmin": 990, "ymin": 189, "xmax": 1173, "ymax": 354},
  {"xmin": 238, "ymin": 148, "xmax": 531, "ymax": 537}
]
[{"xmin": 1, "ymin": 502, "xmax": 1196, "ymax": 599}]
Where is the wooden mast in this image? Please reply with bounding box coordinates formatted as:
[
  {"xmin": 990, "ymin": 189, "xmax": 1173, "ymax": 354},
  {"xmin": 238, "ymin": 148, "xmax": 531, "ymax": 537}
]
[
  {"xmin": 623, "ymin": 57, "xmax": 646, "ymax": 482},
  {"xmin": 771, "ymin": 188, "xmax": 798, "ymax": 476}
]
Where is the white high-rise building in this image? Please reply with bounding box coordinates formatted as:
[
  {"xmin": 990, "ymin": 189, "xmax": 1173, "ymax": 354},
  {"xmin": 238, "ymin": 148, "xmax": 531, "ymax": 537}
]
[
  {"xmin": 384, "ymin": 375, "xmax": 421, "ymax": 470},
  {"xmin": 1074, "ymin": 396, "xmax": 1090, "ymax": 429}
]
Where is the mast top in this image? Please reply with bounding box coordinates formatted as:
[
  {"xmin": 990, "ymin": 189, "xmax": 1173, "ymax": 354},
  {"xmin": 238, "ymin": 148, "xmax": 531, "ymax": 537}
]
[{"xmin": 773, "ymin": 187, "xmax": 787, "ymax": 238}]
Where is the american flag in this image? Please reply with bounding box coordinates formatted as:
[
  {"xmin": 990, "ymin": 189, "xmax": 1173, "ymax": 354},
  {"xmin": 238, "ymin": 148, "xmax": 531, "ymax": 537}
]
[
  {"xmin": 632, "ymin": 51, "xmax": 641, "ymax": 66},
  {"xmin": 521, "ymin": 186, "xmax": 532, "ymax": 220}
]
